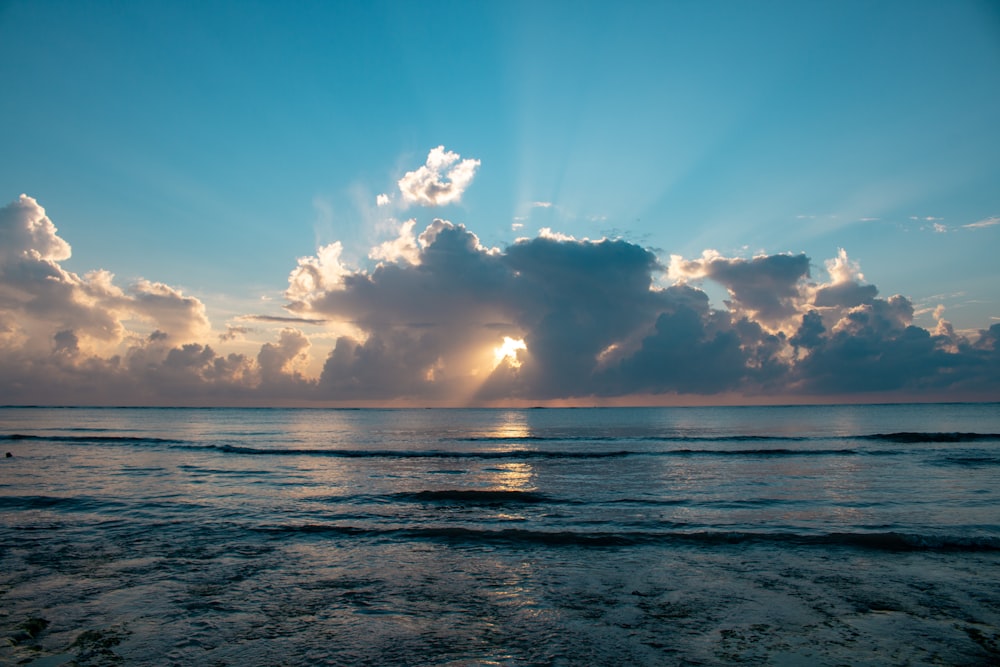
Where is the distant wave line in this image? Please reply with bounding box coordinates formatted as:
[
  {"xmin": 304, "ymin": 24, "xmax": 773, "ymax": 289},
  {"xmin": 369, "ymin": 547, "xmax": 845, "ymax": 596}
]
[
  {"xmin": 332, "ymin": 490, "xmax": 809, "ymax": 508},
  {"xmin": 0, "ymin": 433, "xmax": 186, "ymax": 444},
  {"xmin": 186, "ymin": 444, "xmax": 869, "ymax": 459},
  {"xmin": 860, "ymin": 432, "xmax": 1000, "ymax": 443},
  {"xmin": 2, "ymin": 431, "xmax": 995, "ymax": 453},
  {"xmin": 255, "ymin": 524, "xmax": 1000, "ymax": 552},
  {"xmin": 449, "ymin": 434, "xmax": 811, "ymax": 443},
  {"xmin": 450, "ymin": 432, "xmax": 1000, "ymax": 444}
]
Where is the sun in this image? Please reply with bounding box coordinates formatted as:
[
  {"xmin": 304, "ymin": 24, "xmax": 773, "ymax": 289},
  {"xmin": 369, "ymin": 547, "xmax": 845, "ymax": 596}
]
[{"xmin": 493, "ymin": 336, "xmax": 527, "ymax": 369}]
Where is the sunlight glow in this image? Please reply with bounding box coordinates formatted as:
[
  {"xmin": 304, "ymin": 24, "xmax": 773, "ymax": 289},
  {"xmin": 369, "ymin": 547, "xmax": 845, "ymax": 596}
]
[{"xmin": 493, "ymin": 336, "xmax": 527, "ymax": 368}]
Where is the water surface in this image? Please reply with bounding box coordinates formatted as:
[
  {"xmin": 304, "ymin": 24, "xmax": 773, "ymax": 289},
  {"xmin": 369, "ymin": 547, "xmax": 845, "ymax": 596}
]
[{"xmin": 2, "ymin": 404, "xmax": 998, "ymax": 665}]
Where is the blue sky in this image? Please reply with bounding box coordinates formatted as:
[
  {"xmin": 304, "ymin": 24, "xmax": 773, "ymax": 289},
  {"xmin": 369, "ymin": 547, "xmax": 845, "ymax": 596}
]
[{"xmin": 1, "ymin": 0, "xmax": 998, "ymax": 405}]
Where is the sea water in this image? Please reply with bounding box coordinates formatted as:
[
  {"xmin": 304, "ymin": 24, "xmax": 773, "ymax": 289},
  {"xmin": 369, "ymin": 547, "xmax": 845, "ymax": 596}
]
[{"xmin": 1, "ymin": 404, "xmax": 998, "ymax": 665}]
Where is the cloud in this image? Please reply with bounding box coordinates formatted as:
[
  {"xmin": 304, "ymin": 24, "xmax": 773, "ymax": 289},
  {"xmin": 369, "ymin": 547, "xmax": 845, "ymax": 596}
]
[
  {"xmin": 285, "ymin": 242, "xmax": 350, "ymax": 304},
  {"xmin": 369, "ymin": 218, "xmax": 420, "ymax": 265},
  {"xmin": 376, "ymin": 193, "xmax": 391, "ymax": 207},
  {"xmin": 0, "ymin": 195, "xmax": 317, "ymax": 405},
  {"xmin": 0, "ymin": 196, "xmax": 213, "ymax": 356},
  {"xmin": 220, "ymin": 325, "xmax": 252, "ymax": 342},
  {"xmin": 397, "ymin": 146, "xmax": 480, "ymax": 207},
  {"xmin": 963, "ymin": 216, "xmax": 999, "ymax": 229},
  {"xmin": 537, "ymin": 227, "xmax": 576, "ymax": 242},
  {"xmin": 258, "ymin": 328, "xmax": 313, "ymax": 387},
  {"xmin": 915, "ymin": 215, "xmax": 998, "ymax": 233},
  {"xmin": 129, "ymin": 279, "xmax": 211, "ymax": 343},
  {"xmin": 0, "ymin": 194, "xmax": 71, "ymax": 263},
  {"xmin": 1, "ymin": 195, "xmax": 998, "ymax": 405},
  {"xmin": 239, "ymin": 314, "xmax": 329, "ymax": 325},
  {"xmin": 668, "ymin": 250, "xmax": 811, "ymax": 330},
  {"xmin": 291, "ymin": 219, "xmax": 998, "ymax": 402}
]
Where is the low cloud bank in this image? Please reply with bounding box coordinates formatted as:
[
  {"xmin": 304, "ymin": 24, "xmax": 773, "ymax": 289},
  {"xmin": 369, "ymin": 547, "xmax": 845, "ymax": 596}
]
[{"xmin": 1, "ymin": 193, "xmax": 997, "ymax": 406}]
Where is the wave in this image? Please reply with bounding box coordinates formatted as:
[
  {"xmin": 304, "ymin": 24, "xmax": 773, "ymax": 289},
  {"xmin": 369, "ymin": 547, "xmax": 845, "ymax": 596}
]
[
  {"xmin": 861, "ymin": 432, "xmax": 1000, "ymax": 443},
  {"xmin": 188, "ymin": 444, "xmax": 866, "ymax": 459},
  {"xmin": 0, "ymin": 495, "xmax": 129, "ymax": 512},
  {"xmin": 450, "ymin": 434, "xmax": 812, "ymax": 443},
  {"xmin": 255, "ymin": 524, "xmax": 1000, "ymax": 552},
  {"xmin": 0, "ymin": 433, "xmax": 185, "ymax": 445},
  {"xmin": 449, "ymin": 432, "xmax": 1000, "ymax": 444},
  {"xmin": 3, "ymin": 430, "xmax": 995, "ymax": 458},
  {"xmin": 932, "ymin": 454, "xmax": 1000, "ymax": 467},
  {"xmin": 197, "ymin": 444, "xmax": 641, "ymax": 459},
  {"xmin": 392, "ymin": 489, "xmax": 554, "ymax": 504}
]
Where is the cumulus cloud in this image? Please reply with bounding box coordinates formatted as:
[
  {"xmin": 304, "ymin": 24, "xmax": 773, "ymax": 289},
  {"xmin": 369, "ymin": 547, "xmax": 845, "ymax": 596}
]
[
  {"xmin": 0, "ymin": 194, "xmax": 71, "ymax": 263},
  {"xmin": 0, "ymin": 196, "xmax": 214, "ymax": 357},
  {"xmin": 369, "ymin": 218, "xmax": 420, "ymax": 265},
  {"xmin": 537, "ymin": 227, "xmax": 576, "ymax": 242},
  {"xmin": 285, "ymin": 242, "xmax": 350, "ymax": 304},
  {"xmin": 669, "ymin": 250, "xmax": 811, "ymax": 330},
  {"xmin": 397, "ymin": 146, "xmax": 480, "ymax": 207},
  {"xmin": 290, "ymin": 219, "xmax": 998, "ymax": 402},
  {"xmin": 0, "ymin": 195, "xmax": 317, "ymax": 405},
  {"xmin": 1, "ymin": 194, "xmax": 997, "ymax": 405}
]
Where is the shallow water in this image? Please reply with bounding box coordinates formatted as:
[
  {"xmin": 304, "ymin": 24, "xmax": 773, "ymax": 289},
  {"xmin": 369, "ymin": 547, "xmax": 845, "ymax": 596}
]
[{"xmin": 1, "ymin": 404, "xmax": 999, "ymax": 665}]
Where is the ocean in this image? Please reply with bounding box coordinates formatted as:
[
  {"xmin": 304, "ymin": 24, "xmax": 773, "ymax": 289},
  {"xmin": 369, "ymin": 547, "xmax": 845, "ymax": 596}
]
[{"xmin": 1, "ymin": 404, "xmax": 998, "ymax": 666}]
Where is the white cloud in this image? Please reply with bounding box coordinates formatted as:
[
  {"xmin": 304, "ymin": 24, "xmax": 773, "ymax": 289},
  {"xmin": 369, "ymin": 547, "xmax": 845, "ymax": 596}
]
[
  {"xmin": 532, "ymin": 201, "xmax": 553, "ymax": 208},
  {"xmin": 0, "ymin": 194, "xmax": 71, "ymax": 264},
  {"xmin": 376, "ymin": 193, "xmax": 391, "ymax": 207},
  {"xmin": 538, "ymin": 227, "xmax": 576, "ymax": 242},
  {"xmin": 285, "ymin": 242, "xmax": 350, "ymax": 303},
  {"xmin": 369, "ymin": 218, "xmax": 420, "ymax": 265},
  {"xmin": 667, "ymin": 249, "xmax": 721, "ymax": 282},
  {"xmin": 397, "ymin": 146, "xmax": 480, "ymax": 207},
  {"xmin": 963, "ymin": 216, "xmax": 999, "ymax": 229},
  {"xmin": 824, "ymin": 248, "xmax": 865, "ymax": 284},
  {"xmin": 130, "ymin": 279, "xmax": 211, "ymax": 343}
]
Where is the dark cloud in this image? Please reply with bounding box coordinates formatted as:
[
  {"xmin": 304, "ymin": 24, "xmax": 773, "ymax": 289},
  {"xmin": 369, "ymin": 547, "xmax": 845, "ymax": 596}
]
[
  {"xmin": 294, "ymin": 220, "xmax": 999, "ymax": 403},
  {"xmin": 669, "ymin": 252, "xmax": 811, "ymax": 329},
  {"xmin": 240, "ymin": 315, "xmax": 328, "ymax": 325},
  {"xmin": 813, "ymin": 282, "xmax": 879, "ymax": 308},
  {"xmin": 606, "ymin": 287, "xmax": 747, "ymax": 394}
]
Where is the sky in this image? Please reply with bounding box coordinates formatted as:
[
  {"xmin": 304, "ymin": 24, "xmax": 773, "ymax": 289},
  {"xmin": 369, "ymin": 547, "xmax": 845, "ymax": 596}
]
[{"xmin": 1, "ymin": 0, "xmax": 998, "ymax": 406}]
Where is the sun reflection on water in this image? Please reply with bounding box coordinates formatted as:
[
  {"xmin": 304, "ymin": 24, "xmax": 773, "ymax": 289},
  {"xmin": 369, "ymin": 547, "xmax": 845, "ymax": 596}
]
[{"xmin": 481, "ymin": 410, "xmax": 532, "ymax": 441}]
